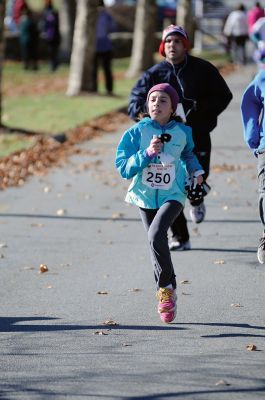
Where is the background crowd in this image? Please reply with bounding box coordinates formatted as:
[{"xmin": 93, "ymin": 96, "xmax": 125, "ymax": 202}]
[{"xmin": 223, "ymin": 2, "xmax": 265, "ymax": 67}]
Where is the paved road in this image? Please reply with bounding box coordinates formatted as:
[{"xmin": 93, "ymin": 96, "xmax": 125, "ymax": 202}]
[{"xmin": 0, "ymin": 63, "xmax": 265, "ymax": 400}]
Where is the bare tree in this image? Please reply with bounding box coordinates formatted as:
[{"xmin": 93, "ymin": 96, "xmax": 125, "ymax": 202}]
[
  {"xmin": 126, "ymin": 0, "xmax": 157, "ymax": 79},
  {"xmin": 176, "ymin": 0, "xmax": 195, "ymax": 46},
  {"xmin": 0, "ymin": 0, "xmax": 5, "ymax": 126},
  {"xmin": 66, "ymin": 0, "xmax": 99, "ymax": 96}
]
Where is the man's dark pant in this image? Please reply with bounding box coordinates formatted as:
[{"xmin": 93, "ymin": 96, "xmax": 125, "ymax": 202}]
[{"xmin": 170, "ymin": 134, "xmax": 211, "ymax": 243}]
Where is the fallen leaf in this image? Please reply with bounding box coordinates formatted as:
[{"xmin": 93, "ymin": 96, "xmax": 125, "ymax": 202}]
[
  {"xmin": 56, "ymin": 208, "xmax": 66, "ymax": 216},
  {"xmin": 46, "ymin": 285, "xmax": 53, "ymax": 289},
  {"xmin": 112, "ymin": 212, "xmax": 124, "ymax": 219},
  {"xmin": 103, "ymin": 319, "xmax": 118, "ymax": 326},
  {"xmin": 39, "ymin": 264, "xmax": 48, "ymax": 273},
  {"xmin": 180, "ymin": 280, "xmax": 191, "ymax": 284},
  {"xmin": 231, "ymin": 303, "xmax": 243, "ymax": 307},
  {"xmin": 128, "ymin": 288, "xmax": 141, "ymax": 292},
  {"xmin": 97, "ymin": 290, "xmax": 108, "ymax": 295},
  {"xmin": 246, "ymin": 344, "xmax": 257, "ymax": 351},
  {"xmin": 215, "ymin": 379, "xmax": 230, "ymax": 386},
  {"xmin": 192, "ymin": 227, "xmax": 201, "ymax": 236},
  {"xmin": 30, "ymin": 223, "xmax": 44, "ymax": 228},
  {"xmin": 94, "ymin": 330, "xmax": 109, "ymax": 335}
]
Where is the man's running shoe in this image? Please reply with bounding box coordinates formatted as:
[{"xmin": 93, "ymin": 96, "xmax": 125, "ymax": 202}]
[
  {"xmin": 190, "ymin": 202, "xmax": 206, "ymax": 224},
  {"xmin": 169, "ymin": 239, "xmax": 191, "ymax": 251}
]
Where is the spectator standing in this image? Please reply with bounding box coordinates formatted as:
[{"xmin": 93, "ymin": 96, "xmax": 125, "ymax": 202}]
[
  {"xmin": 223, "ymin": 4, "xmax": 249, "ymax": 66},
  {"xmin": 19, "ymin": 7, "xmax": 39, "ymax": 71},
  {"xmin": 40, "ymin": 0, "xmax": 61, "ymax": 72},
  {"xmin": 247, "ymin": 2, "xmax": 265, "ymax": 34},
  {"xmin": 241, "ymin": 53, "xmax": 265, "ymax": 264},
  {"xmin": 91, "ymin": 1, "xmax": 116, "ymax": 95},
  {"xmin": 128, "ymin": 25, "xmax": 232, "ymax": 251},
  {"xmin": 5, "ymin": 0, "xmax": 19, "ymax": 32},
  {"xmin": 13, "ymin": 0, "xmax": 28, "ymax": 25}
]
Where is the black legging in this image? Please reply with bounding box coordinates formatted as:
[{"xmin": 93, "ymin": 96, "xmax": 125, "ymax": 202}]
[{"xmin": 139, "ymin": 200, "xmax": 183, "ymax": 289}]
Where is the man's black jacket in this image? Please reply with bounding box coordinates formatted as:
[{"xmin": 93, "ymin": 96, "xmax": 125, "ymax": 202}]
[{"xmin": 128, "ymin": 55, "xmax": 233, "ymax": 144}]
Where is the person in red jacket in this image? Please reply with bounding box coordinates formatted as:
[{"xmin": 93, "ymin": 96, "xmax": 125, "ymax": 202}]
[
  {"xmin": 13, "ymin": 0, "xmax": 28, "ymax": 25},
  {"xmin": 247, "ymin": 2, "xmax": 265, "ymax": 34}
]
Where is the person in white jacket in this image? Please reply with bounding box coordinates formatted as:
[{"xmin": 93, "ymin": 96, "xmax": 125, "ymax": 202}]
[{"xmin": 223, "ymin": 4, "xmax": 249, "ymax": 65}]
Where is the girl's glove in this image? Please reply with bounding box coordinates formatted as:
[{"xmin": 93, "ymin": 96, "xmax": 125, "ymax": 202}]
[{"xmin": 185, "ymin": 170, "xmax": 211, "ymax": 201}]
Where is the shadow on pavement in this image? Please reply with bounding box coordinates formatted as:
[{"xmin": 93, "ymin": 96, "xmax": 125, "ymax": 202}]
[
  {"xmin": 0, "ymin": 317, "xmax": 186, "ymax": 332},
  {"xmin": 0, "ymin": 212, "xmax": 259, "ymax": 224},
  {"xmin": 126, "ymin": 387, "xmax": 265, "ymax": 399}
]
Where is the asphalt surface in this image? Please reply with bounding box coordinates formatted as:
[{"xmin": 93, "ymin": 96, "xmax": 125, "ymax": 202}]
[{"xmin": 0, "ymin": 63, "xmax": 265, "ymax": 400}]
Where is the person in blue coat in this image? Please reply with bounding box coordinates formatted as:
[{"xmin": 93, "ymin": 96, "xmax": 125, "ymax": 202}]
[
  {"xmin": 116, "ymin": 83, "xmax": 204, "ymax": 323},
  {"xmin": 91, "ymin": 1, "xmax": 116, "ymax": 94},
  {"xmin": 241, "ymin": 50, "xmax": 265, "ymax": 264},
  {"xmin": 128, "ymin": 25, "xmax": 233, "ymax": 251}
]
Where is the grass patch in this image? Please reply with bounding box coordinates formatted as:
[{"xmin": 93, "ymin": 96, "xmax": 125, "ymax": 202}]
[
  {"xmin": 2, "ymin": 59, "xmax": 135, "ymax": 134},
  {"xmin": 1, "ymin": 51, "xmax": 229, "ymax": 158},
  {"xmin": 0, "ymin": 133, "xmax": 37, "ymax": 158}
]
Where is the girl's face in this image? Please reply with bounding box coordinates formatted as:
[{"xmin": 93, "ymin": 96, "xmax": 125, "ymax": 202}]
[{"xmin": 148, "ymin": 91, "xmax": 173, "ymax": 125}]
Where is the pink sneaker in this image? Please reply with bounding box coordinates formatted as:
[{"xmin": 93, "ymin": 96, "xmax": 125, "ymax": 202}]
[{"xmin": 157, "ymin": 287, "xmax": 177, "ymax": 323}]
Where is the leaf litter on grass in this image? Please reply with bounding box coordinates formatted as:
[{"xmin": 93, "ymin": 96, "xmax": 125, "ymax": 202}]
[{"xmin": 0, "ymin": 111, "xmax": 130, "ymax": 190}]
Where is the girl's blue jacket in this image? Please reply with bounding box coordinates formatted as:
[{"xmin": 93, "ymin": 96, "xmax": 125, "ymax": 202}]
[
  {"xmin": 241, "ymin": 69, "xmax": 265, "ymax": 155},
  {"xmin": 115, "ymin": 117, "xmax": 202, "ymax": 209}
]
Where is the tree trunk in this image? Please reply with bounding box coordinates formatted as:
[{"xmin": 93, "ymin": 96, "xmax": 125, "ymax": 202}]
[
  {"xmin": 66, "ymin": 0, "xmax": 98, "ymax": 96},
  {"xmin": 59, "ymin": 0, "xmax": 76, "ymax": 62},
  {"xmin": 0, "ymin": 0, "xmax": 6, "ymax": 126},
  {"xmin": 176, "ymin": 0, "xmax": 195, "ymax": 46},
  {"xmin": 126, "ymin": 0, "xmax": 157, "ymax": 78}
]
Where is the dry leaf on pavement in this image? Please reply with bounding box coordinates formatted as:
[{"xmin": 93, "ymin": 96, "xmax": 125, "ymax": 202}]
[
  {"xmin": 103, "ymin": 319, "xmax": 118, "ymax": 326},
  {"xmin": 215, "ymin": 379, "xmax": 230, "ymax": 386},
  {"xmin": 56, "ymin": 208, "xmax": 67, "ymax": 216},
  {"xmin": 246, "ymin": 344, "xmax": 257, "ymax": 351},
  {"xmin": 94, "ymin": 330, "xmax": 110, "ymax": 335},
  {"xmin": 39, "ymin": 264, "xmax": 48, "ymax": 273}
]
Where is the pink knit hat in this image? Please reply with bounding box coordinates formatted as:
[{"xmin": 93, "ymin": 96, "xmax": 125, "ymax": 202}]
[{"xmin": 147, "ymin": 83, "xmax": 179, "ymax": 111}]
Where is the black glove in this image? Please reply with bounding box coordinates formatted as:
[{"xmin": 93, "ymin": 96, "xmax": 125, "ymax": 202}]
[{"xmin": 185, "ymin": 175, "xmax": 211, "ymax": 201}]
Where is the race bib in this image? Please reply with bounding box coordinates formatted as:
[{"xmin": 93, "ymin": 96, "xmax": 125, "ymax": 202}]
[{"xmin": 142, "ymin": 163, "xmax": 175, "ymax": 190}]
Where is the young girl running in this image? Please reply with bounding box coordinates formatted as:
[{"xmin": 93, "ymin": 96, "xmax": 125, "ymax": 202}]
[{"xmin": 115, "ymin": 83, "xmax": 203, "ymax": 323}]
